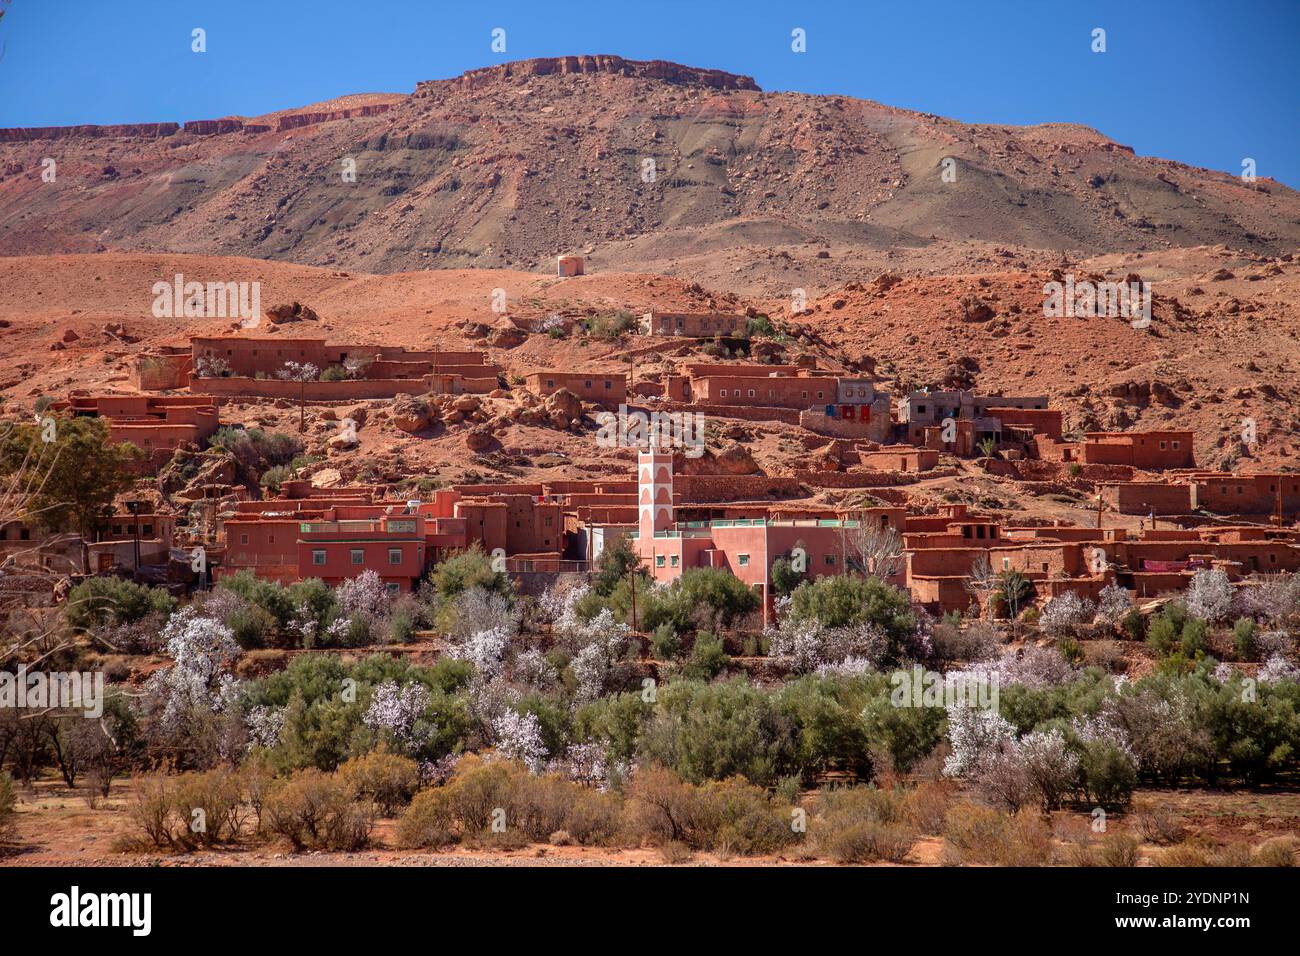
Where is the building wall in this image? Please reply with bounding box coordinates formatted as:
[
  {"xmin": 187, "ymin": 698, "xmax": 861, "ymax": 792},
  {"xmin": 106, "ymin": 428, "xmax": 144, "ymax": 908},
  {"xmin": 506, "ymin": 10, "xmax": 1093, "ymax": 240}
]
[
  {"xmin": 1101, "ymin": 482, "xmax": 1194, "ymax": 515},
  {"xmin": 526, "ymin": 371, "xmax": 627, "ymax": 406},
  {"xmin": 1080, "ymin": 432, "xmax": 1195, "ymax": 469},
  {"xmin": 641, "ymin": 311, "xmax": 748, "ymax": 337},
  {"xmin": 693, "ymin": 374, "xmax": 840, "ymax": 408}
]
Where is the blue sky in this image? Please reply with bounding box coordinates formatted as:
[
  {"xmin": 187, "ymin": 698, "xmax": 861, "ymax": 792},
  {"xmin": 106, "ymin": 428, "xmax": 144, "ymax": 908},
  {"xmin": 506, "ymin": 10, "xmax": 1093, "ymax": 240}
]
[{"xmin": 2, "ymin": 0, "xmax": 1297, "ymax": 185}]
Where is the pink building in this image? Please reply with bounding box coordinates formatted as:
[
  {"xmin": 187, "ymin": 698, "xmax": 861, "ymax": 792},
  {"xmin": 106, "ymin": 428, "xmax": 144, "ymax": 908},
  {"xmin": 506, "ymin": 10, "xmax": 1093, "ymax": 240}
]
[{"xmin": 632, "ymin": 450, "xmax": 904, "ymax": 625}]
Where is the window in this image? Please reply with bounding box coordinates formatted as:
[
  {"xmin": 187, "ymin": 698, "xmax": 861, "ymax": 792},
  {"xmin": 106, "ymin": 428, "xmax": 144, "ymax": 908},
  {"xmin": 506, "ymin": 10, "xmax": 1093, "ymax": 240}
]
[
  {"xmin": 240, "ymin": 533, "xmax": 249, "ymax": 545},
  {"xmin": 1002, "ymin": 558, "xmax": 1010, "ymax": 570},
  {"xmin": 605, "ymin": 380, "xmax": 612, "ymax": 389},
  {"xmin": 816, "ymin": 391, "xmax": 824, "ymax": 400},
  {"xmin": 917, "ymin": 404, "xmax": 927, "ymax": 414},
  {"xmin": 655, "ymin": 555, "xmax": 665, "ymax": 568},
  {"xmin": 584, "ymin": 380, "xmax": 592, "ymax": 389},
  {"xmin": 351, "ymin": 549, "xmax": 364, "ymax": 565},
  {"xmin": 670, "ymin": 555, "xmax": 679, "ymax": 567},
  {"xmin": 1172, "ymin": 441, "xmax": 1180, "ymax": 449},
  {"xmin": 312, "ymin": 550, "xmax": 326, "ymax": 566},
  {"xmin": 385, "ymin": 583, "xmax": 400, "ymax": 596},
  {"xmin": 825, "ymin": 554, "xmax": 836, "ymax": 566},
  {"xmin": 801, "ymin": 390, "xmax": 808, "ymax": 399},
  {"xmin": 720, "ymin": 389, "xmax": 727, "ymax": 398},
  {"xmin": 19, "ymin": 528, "xmax": 29, "ymax": 541},
  {"xmin": 142, "ymin": 524, "xmax": 153, "ymax": 537},
  {"xmin": 388, "ymin": 549, "xmax": 402, "ymax": 565},
  {"xmin": 268, "ymin": 534, "xmax": 275, "ymax": 544},
  {"xmin": 546, "ymin": 379, "xmax": 555, "ymax": 388},
  {"xmin": 1159, "ymin": 441, "xmax": 1167, "ymax": 450},
  {"xmin": 738, "ymin": 553, "xmax": 750, "ymax": 566},
  {"xmin": 747, "ymin": 389, "xmax": 755, "ymax": 398}
]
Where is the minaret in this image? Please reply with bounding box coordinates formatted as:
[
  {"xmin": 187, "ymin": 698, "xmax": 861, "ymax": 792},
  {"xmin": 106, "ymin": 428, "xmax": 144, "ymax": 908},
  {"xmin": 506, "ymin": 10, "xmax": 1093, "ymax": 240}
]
[{"xmin": 638, "ymin": 449, "xmax": 674, "ymax": 541}]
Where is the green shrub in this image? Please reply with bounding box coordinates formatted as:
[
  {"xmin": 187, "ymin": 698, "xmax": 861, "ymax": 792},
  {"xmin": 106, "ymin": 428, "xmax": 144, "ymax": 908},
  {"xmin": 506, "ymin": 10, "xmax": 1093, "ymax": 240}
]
[
  {"xmin": 260, "ymin": 464, "xmax": 294, "ymax": 494},
  {"xmin": 640, "ymin": 568, "xmax": 760, "ymax": 633},
  {"xmin": 1233, "ymin": 618, "xmax": 1258, "ymax": 662},
  {"xmin": 65, "ymin": 577, "xmax": 176, "ymax": 632},
  {"xmin": 681, "ymin": 631, "xmax": 729, "ymax": 680},
  {"xmin": 788, "ymin": 575, "xmax": 915, "ymax": 656},
  {"xmin": 650, "ymin": 623, "xmax": 681, "ymax": 660}
]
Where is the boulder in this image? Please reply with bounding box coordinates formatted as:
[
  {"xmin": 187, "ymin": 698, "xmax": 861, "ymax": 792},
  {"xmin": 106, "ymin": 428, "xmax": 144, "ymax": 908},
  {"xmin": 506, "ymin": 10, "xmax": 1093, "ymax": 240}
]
[
  {"xmin": 465, "ymin": 428, "xmax": 494, "ymax": 452},
  {"xmin": 488, "ymin": 325, "xmax": 527, "ymax": 349},
  {"xmin": 265, "ymin": 302, "xmax": 320, "ymax": 323},
  {"xmin": 716, "ymin": 444, "xmax": 760, "ymax": 475},
  {"xmin": 391, "ymin": 395, "xmax": 435, "ymax": 433},
  {"xmin": 544, "ymin": 387, "xmax": 583, "ymax": 422}
]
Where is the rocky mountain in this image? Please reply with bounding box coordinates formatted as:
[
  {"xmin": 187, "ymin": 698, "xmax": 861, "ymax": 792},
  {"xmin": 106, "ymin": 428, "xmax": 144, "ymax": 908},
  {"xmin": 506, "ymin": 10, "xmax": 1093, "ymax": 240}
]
[{"xmin": 2, "ymin": 55, "xmax": 1298, "ymax": 288}]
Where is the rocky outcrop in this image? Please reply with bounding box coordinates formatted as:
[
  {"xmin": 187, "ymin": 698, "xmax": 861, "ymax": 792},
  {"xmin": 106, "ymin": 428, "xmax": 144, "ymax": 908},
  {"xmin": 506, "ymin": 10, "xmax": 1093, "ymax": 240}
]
[
  {"xmin": 391, "ymin": 395, "xmax": 436, "ymax": 433},
  {"xmin": 436, "ymin": 56, "xmax": 760, "ymax": 93},
  {"xmin": 0, "ymin": 123, "xmax": 179, "ymax": 141},
  {"xmin": 265, "ymin": 302, "xmax": 320, "ymax": 324}
]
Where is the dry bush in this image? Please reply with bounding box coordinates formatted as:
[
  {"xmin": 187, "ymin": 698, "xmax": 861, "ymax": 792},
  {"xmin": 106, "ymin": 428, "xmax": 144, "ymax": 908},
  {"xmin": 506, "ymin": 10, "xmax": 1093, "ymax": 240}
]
[
  {"xmin": 264, "ymin": 769, "xmax": 374, "ymax": 851},
  {"xmin": 943, "ymin": 802, "xmax": 1053, "ymax": 866},
  {"xmin": 396, "ymin": 787, "xmax": 455, "ymax": 849},
  {"xmin": 1096, "ymin": 831, "xmax": 1142, "ymax": 867},
  {"xmin": 624, "ymin": 765, "xmax": 696, "ymax": 846},
  {"xmin": 1134, "ymin": 804, "xmax": 1186, "ymax": 845},
  {"xmin": 902, "ymin": 780, "xmax": 954, "ymax": 836},
  {"xmin": 563, "ymin": 788, "xmax": 624, "ymax": 847},
  {"xmin": 1156, "ymin": 842, "xmax": 1215, "ymax": 867},
  {"xmin": 398, "ymin": 755, "xmax": 626, "ymax": 850},
  {"xmin": 811, "ymin": 786, "xmax": 918, "ymax": 864},
  {"xmin": 172, "ymin": 771, "xmax": 247, "ymax": 848},
  {"xmin": 339, "ymin": 751, "xmax": 420, "ymax": 816},
  {"xmin": 1213, "ymin": 842, "xmax": 1253, "ymax": 868},
  {"xmin": 689, "ymin": 777, "xmax": 798, "ymax": 855},
  {"xmin": 1083, "ymin": 640, "xmax": 1127, "ymax": 674},
  {"xmin": 659, "ymin": 840, "xmax": 692, "ymax": 864},
  {"xmin": 126, "ymin": 772, "xmax": 247, "ymax": 850},
  {"xmin": 0, "ymin": 771, "xmax": 16, "ymax": 840},
  {"xmin": 1253, "ymin": 836, "xmax": 1297, "ymax": 867}
]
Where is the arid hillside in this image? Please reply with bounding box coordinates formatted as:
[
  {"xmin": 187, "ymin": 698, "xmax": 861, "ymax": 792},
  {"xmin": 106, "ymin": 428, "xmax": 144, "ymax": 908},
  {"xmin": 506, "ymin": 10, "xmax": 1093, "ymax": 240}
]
[
  {"xmin": 2, "ymin": 55, "xmax": 1299, "ymax": 296},
  {"xmin": 1, "ymin": 246, "xmax": 1296, "ymax": 487}
]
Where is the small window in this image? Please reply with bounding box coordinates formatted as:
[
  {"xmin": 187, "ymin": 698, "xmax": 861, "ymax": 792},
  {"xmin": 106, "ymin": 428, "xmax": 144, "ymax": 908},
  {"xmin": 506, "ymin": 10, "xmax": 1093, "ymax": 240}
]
[
  {"xmin": 1172, "ymin": 441, "xmax": 1180, "ymax": 450},
  {"xmin": 655, "ymin": 555, "xmax": 665, "ymax": 568},
  {"xmin": 312, "ymin": 550, "xmax": 326, "ymax": 566},
  {"xmin": 388, "ymin": 549, "xmax": 402, "ymax": 565},
  {"xmin": 385, "ymin": 583, "xmax": 400, "ymax": 596},
  {"xmin": 584, "ymin": 380, "xmax": 592, "ymax": 389},
  {"xmin": 605, "ymin": 380, "xmax": 612, "ymax": 389},
  {"xmin": 747, "ymin": 389, "xmax": 755, "ymax": 398},
  {"xmin": 351, "ymin": 549, "xmax": 364, "ymax": 565},
  {"xmin": 825, "ymin": 554, "xmax": 836, "ymax": 566},
  {"xmin": 1002, "ymin": 558, "xmax": 1010, "ymax": 570},
  {"xmin": 240, "ymin": 533, "xmax": 249, "ymax": 545},
  {"xmin": 546, "ymin": 379, "xmax": 555, "ymax": 389},
  {"xmin": 142, "ymin": 524, "xmax": 153, "ymax": 537},
  {"xmin": 670, "ymin": 555, "xmax": 679, "ymax": 567},
  {"xmin": 720, "ymin": 389, "xmax": 727, "ymax": 398},
  {"xmin": 738, "ymin": 553, "xmax": 750, "ymax": 566},
  {"xmin": 816, "ymin": 391, "xmax": 824, "ymax": 400},
  {"xmin": 19, "ymin": 528, "xmax": 30, "ymax": 541}
]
